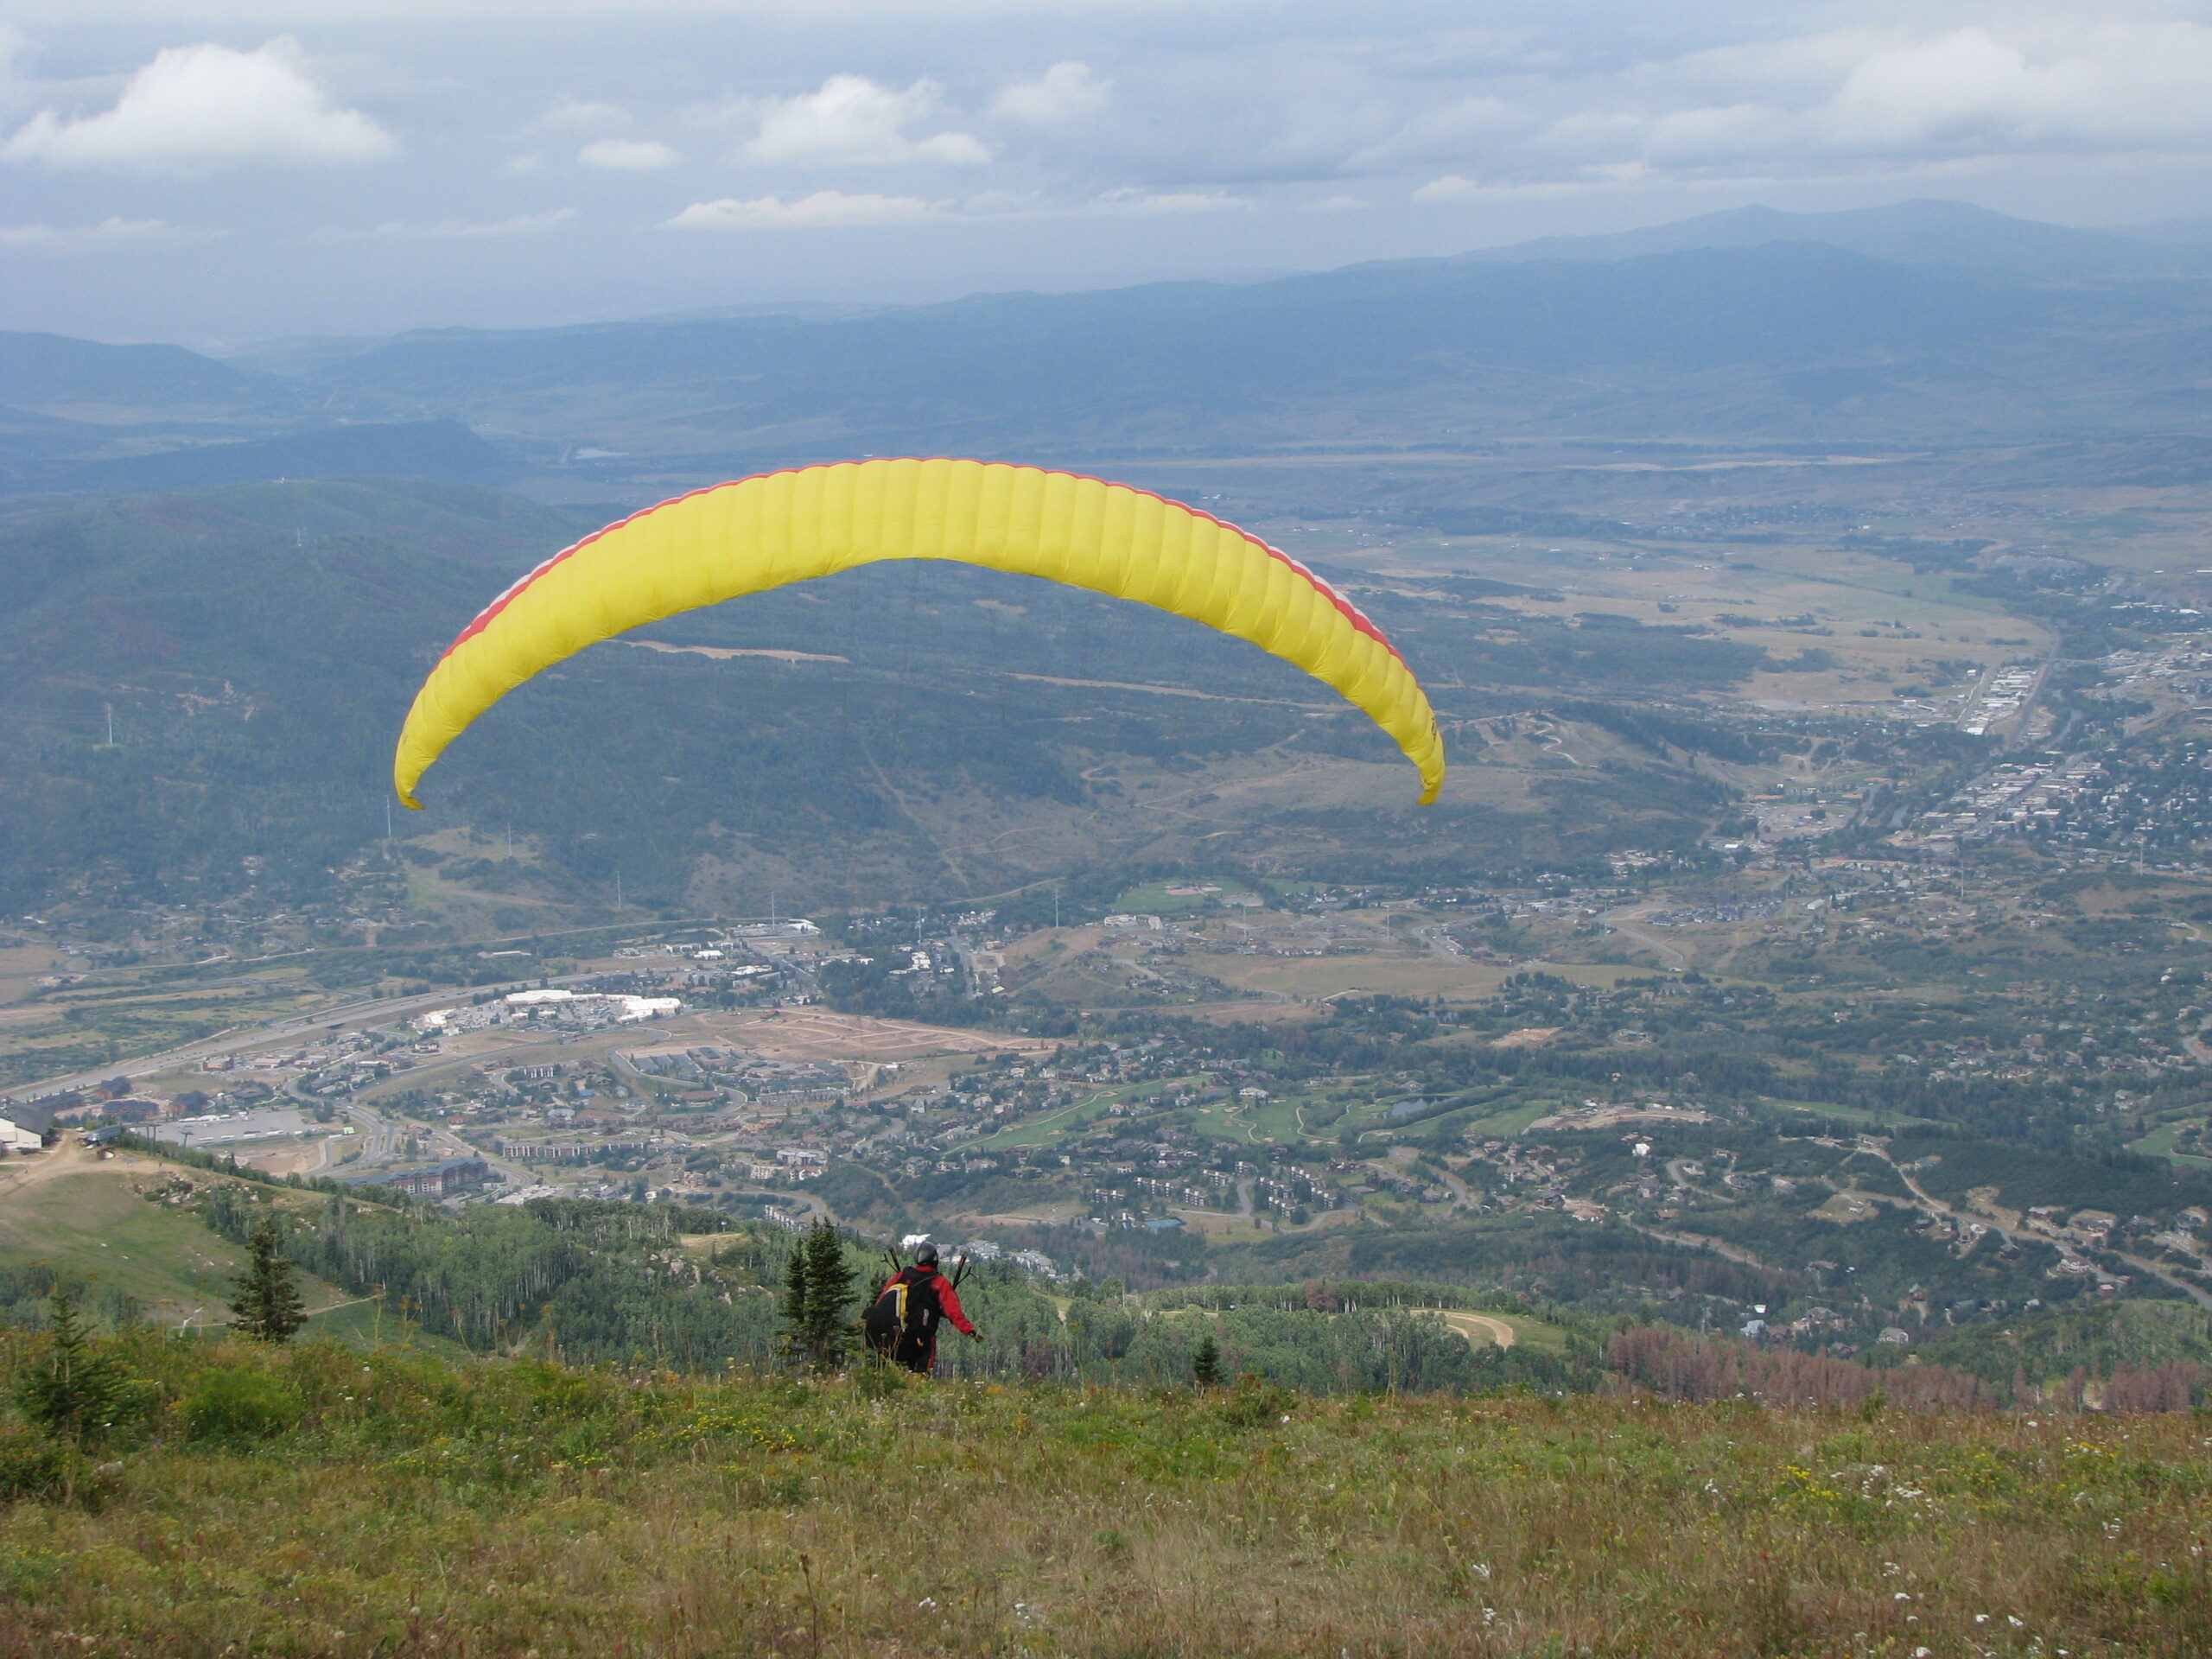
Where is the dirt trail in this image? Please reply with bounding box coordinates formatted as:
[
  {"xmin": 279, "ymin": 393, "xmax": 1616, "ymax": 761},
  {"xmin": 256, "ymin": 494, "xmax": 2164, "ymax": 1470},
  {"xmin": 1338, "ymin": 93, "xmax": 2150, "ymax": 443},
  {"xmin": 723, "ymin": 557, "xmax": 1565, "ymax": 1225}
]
[
  {"xmin": 1435, "ymin": 1311, "xmax": 1517, "ymax": 1350},
  {"xmin": 0, "ymin": 1135, "xmax": 95, "ymax": 1200}
]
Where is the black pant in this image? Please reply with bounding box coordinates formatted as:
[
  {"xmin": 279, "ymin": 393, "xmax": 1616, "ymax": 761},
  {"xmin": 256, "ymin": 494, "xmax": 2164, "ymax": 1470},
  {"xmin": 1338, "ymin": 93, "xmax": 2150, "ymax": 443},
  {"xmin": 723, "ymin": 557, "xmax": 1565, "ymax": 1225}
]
[{"xmin": 893, "ymin": 1328, "xmax": 937, "ymax": 1373}]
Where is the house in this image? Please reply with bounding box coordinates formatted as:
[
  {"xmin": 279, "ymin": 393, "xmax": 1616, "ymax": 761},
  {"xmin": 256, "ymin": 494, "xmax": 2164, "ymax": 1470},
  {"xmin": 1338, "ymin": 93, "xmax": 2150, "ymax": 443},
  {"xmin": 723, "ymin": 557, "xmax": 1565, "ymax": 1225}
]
[{"xmin": 0, "ymin": 1103, "xmax": 56, "ymax": 1154}]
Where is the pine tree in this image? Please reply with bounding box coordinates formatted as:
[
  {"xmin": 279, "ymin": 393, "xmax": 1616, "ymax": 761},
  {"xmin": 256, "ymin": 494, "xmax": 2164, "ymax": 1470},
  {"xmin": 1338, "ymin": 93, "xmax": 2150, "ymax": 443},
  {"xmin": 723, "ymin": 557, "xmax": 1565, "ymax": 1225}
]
[
  {"xmin": 798, "ymin": 1219, "xmax": 856, "ymax": 1372},
  {"xmin": 16, "ymin": 1288, "xmax": 129, "ymax": 1441},
  {"xmin": 228, "ymin": 1215, "xmax": 308, "ymax": 1344},
  {"xmin": 1192, "ymin": 1331, "xmax": 1223, "ymax": 1389},
  {"xmin": 778, "ymin": 1238, "xmax": 812, "ymax": 1365}
]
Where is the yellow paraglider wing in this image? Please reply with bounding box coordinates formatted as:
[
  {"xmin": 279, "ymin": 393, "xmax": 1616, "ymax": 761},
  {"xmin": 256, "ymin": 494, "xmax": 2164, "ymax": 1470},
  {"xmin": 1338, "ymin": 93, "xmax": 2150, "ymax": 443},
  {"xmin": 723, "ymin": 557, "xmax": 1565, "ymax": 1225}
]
[{"xmin": 392, "ymin": 458, "xmax": 1444, "ymax": 808}]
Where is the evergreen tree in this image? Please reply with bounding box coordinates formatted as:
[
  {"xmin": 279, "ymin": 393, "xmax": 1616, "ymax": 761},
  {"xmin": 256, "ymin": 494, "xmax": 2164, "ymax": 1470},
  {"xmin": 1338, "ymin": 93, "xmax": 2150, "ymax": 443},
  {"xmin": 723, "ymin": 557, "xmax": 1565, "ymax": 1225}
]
[
  {"xmin": 797, "ymin": 1219, "xmax": 857, "ymax": 1372},
  {"xmin": 778, "ymin": 1238, "xmax": 812, "ymax": 1365},
  {"xmin": 228, "ymin": 1215, "xmax": 308, "ymax": 1344},
  {"xmin": 1192, "ymin": 1331, "xmax": 1223, "ymax": 1389},
  {"xmin": 16, "ymin": 1288, "xmax": 130, "ymax": 1442}
]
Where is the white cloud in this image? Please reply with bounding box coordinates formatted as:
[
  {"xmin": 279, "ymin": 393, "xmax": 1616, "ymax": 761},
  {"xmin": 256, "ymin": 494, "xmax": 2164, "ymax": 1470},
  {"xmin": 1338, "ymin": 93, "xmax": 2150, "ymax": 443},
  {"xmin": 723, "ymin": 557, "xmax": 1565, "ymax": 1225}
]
[
  {"xmin": 344, "ymin": 207, "xmax": 578, "ymax": 239},
  {"xmin": 1561, "ymin": 21, "xmax": 2212, "ymax": 175},
  {"xmin": 579, "ymin": 137, "xmax": 679, "ymax": 169},
  {"xmin": 1825, "ymin": 24, "xmax": 2212, "ymax": 150},
  {"xmin": 531, "ymin": 97, "xmax": 629, "ymax": 133},
  {"xmin": 991, "ymin": 61, "xmax": 1109, "ymax": 124},
  {"xmin": 0, "ymin": 214, "xmax": 215, "ymax": 252},
  {"xmin": 740, "ymin": 74, "xmax": 988, "ymax": 167},
  {"xmin": 1092, "ymin": 187, "xmax": 1248, "ymax": 214},
  {"xmin": 2, "ymin": 37, "xmax": 397, "ymax": 170},
  {"xmin": 1412, "ymin": 174, "xmax": 1478, "ymax": 202},
  {"xmin": 662, "ymin": 189, "xmax": 936, "ymax": 229},
  {"xmin": 1350, "ymin": 94, "xmax": 1528, "ymax": 172}
]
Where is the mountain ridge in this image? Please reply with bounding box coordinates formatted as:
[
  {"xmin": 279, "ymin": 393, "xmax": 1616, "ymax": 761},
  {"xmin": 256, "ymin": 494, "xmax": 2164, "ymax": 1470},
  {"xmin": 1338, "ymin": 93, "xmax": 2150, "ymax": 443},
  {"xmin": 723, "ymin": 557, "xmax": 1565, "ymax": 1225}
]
[{"xmin": 9, "ymin": 200, "xmax": 2212, "ymax": 496}]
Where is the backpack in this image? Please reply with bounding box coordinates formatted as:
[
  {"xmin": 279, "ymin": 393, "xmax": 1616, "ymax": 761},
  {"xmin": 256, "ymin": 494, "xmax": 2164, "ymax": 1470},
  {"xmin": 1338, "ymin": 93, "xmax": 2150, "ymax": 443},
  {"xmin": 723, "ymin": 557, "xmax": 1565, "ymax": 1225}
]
[{"xmin": 862, "ymin": 1267, "xmax": 939, "ymax": 1357}]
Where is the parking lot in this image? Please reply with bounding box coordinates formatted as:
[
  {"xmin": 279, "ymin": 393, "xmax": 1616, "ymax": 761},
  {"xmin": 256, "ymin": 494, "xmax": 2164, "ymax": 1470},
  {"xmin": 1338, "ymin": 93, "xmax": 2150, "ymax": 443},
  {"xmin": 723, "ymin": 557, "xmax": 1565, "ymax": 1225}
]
[{"xmin": 149, "ymin": 1107, "xmax": 310, "ymax": 1149}]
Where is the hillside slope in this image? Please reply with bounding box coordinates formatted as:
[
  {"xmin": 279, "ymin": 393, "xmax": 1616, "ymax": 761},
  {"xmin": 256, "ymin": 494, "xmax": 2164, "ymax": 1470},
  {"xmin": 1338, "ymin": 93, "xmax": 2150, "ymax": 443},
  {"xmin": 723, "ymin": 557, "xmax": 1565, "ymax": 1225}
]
[
  {"xmin": 0, "ymin": 1332, "xmax": 2202, "ymax": 1659},
  {"xmin": 0, "ymin": 477, "xmax": 1755, "ymax": 917}
]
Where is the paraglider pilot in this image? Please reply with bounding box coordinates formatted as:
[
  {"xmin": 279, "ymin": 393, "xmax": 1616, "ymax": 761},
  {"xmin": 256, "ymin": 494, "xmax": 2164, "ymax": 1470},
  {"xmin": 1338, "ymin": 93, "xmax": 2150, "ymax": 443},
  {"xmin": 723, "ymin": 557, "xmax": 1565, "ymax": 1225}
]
[{"xmin": 866, "ymin": 1243, "xmax": 979, "ymax": 1374}]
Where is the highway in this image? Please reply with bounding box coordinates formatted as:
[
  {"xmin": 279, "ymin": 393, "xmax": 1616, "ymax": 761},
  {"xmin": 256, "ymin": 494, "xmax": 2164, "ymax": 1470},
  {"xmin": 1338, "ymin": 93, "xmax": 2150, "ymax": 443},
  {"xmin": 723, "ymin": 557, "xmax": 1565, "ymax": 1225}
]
[{"xmin": 2, "ymin": 973, "xmax": 613, "ymax": 1107}]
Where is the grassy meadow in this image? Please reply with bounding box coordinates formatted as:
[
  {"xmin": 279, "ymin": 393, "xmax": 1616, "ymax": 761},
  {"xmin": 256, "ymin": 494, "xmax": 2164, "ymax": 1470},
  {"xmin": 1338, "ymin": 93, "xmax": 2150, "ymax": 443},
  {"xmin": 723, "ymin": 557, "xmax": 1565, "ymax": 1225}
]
[{"xmin": 1, "ymin": 1330, "xmax": 2208, "ymax": 1658}]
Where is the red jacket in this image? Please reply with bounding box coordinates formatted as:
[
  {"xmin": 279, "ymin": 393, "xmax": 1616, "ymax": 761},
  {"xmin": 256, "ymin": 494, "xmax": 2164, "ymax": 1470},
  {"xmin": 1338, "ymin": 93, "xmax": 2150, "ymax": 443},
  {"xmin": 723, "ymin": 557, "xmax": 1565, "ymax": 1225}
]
[{"xmin": 880, "ymin": 1266, "xmax": 976, "ymax": 1337}]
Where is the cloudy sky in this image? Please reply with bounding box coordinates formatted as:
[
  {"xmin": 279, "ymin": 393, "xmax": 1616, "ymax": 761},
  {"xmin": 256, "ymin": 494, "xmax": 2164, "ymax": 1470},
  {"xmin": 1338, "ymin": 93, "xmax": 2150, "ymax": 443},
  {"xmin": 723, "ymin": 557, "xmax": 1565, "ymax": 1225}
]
[{"xmin": 8, "ymin": 0, "xmax": 2212, "ymax": 344}]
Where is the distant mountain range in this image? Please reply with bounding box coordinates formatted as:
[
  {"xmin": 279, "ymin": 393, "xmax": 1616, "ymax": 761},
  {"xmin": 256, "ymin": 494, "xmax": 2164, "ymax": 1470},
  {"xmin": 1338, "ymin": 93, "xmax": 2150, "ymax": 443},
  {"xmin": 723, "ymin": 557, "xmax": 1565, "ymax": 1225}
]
[
  {"xmin": 8, "ymin": 199, "xmax": 2212, "ymax": 494},
  {"xmin": 1452, "ymin": 198, "xmax": 2212, "ymax": 281}
]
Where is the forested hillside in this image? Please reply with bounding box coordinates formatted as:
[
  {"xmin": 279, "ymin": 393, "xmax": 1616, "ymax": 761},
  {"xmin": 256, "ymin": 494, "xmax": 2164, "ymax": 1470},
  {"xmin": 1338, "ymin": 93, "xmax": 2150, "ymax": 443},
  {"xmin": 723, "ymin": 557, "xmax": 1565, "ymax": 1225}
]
[{"xmin": 0, "ymin": 476, "xmax": 1766, "ymax": 919}]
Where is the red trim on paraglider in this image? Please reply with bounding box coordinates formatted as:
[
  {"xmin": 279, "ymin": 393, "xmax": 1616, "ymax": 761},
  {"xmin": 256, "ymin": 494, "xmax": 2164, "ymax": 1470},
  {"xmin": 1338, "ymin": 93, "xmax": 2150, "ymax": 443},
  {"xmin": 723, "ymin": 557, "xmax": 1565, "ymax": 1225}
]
[{"xmin": 437, "ymin": 461, "xmax": 1408, "ymax": 670}]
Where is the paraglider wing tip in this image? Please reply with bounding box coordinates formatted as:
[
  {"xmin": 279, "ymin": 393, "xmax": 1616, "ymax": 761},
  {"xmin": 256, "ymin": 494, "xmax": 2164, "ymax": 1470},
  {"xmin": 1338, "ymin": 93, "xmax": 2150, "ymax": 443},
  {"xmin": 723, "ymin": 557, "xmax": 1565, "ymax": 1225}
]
[
  {"xmin": 397, "ymin": 789, "xmax": 424, "ymax": 811},
  {"xmin": 1417, "ymin": 766, "xmax": 1444, "ymax": 806}
]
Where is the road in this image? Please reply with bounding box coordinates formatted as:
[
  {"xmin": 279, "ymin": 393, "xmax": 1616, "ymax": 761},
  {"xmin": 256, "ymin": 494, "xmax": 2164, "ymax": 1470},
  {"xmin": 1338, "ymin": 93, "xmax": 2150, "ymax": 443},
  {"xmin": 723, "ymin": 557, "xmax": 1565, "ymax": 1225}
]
[
  {"xmin": 3, "ymin": 969, "xmax": 628, "ymax": 1107},
  {"xmin": 1604, "ymin": 906, "xmax": 1688, "ymax": 971},
  {"xmin": 1880, "ymin": 1154, "xmax": 2212, "ymax": 1311},
  {"xmin": 1664, "ymin": 1158, "xmax": 1727, "ymax": 1203},
  {"xmin": 1428, "ymin": 1160, "xmax": 1477, "ymax": 1215},
  {"xmin": 1630, "ymin": 1222, "xmax": 1771, "ymax": 1270},
  {"xmin": 2000, "ymin": 658, "xmax": 2059, "ymax": 753},
  {"xmin": 1414, "ymin": 925, "xmax": 1463, "ymax": 964}
]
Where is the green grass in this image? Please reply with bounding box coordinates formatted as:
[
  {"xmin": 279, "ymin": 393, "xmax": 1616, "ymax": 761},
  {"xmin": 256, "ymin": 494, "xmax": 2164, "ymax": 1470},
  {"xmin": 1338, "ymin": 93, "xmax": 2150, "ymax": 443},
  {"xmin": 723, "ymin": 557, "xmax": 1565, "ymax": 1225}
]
[
  {"xmin": 1765, "ymin": 1096, "xmax": 1948, "ymax": 1131},
  {"xmin": 3, "ymin": 1333, "xmax": 2209, "ymax": 1658},
  {"xmin": 1182, "ymin": 1091, "xmax": 1312, "ymax": 1147},
  {"xmin": 299, "ymin": 1298, "xmax": 476, "ymax": 1361},
  {"xmin": 0, "ymin": 1167, "xmax": 254, "ymax": 1320},
  {"xmin": 975, "ymin": 1093, "xmax": 1116, "ymax": 1148},
  {"xmin": 1426, "ymin": 1308, "xmax": 1573, "ymax": 1353},
  {"xmin": 977, "ymin": 1073, "xmax": 1219, "ymax": 1150},
  {"xmin": 1112, "ymin": 877, "xmax": 1255, "ymax": 914},
  {"xmin": 2129, "ymin": 1121, "xmax": 2212, "ymax": 1172},
  {"xmin": 1491, "ymin": 1312, "xmax": 1572, "ymax": 1353},
  {"xmin": 1465, "ymin": 1101, "xmax": 1555, "ymax": 1138},
  {"xmin": 0, "ymin": 1158, "xmax": 347, "ymax": 1330}
]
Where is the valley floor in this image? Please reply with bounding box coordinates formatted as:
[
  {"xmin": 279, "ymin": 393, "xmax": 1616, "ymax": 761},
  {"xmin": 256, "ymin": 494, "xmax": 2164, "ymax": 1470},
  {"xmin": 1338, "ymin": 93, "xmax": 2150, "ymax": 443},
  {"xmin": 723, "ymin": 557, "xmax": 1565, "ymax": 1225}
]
[{"xmin": 1, "ymin": 1337, "xmax": 2205, "ymax": 1658}]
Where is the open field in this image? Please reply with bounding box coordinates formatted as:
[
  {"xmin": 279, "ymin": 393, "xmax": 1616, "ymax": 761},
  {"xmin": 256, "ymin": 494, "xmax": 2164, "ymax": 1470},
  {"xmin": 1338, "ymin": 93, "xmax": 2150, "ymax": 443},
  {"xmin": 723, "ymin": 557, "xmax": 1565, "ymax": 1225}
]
[
  {"xmin": 1769, "ymin": 1097, "xmax": 1950, "ymax": 1132},
  {"xmin": 1112, "ymin": 876, "xmax": 1260, "ymax": 914},
  {"xmin": 720, "ymin": 1008, "xmax": 1047, "ymax": 1064},
  {"xmin": 1196, "ymin": 950, "xmax": 1513, "ymax": 1001},
  {"xmin": 1433, "ymin": 1309, "xmax": 1516, "ymax": 1349},
  {"xmin": 1463, "ymin": 1101, "xmax": 1559, "ymax": 1138},
  {"xmin": 297, "ymin": 1298, "xmax": 474, "ymax": 1359},
  {"xmin": 2132, "ymin": 1122, "xmax": 2212, "ymax": 1173},
  {"xmin": 0, "ymin": 1147, "xmax": 352, "ymax": 1327},
  {"xmin": 4, "ymin": 1338, "xmax": 2209, "ymax": 1659}
]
